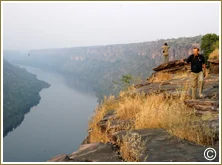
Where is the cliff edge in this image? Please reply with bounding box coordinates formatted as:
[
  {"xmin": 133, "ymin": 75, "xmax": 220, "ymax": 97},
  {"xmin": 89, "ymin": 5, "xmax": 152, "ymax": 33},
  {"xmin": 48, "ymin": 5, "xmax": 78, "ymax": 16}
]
[{"xmin": 48, "ymin": 59, "xmax": 219, "ymax": 162}]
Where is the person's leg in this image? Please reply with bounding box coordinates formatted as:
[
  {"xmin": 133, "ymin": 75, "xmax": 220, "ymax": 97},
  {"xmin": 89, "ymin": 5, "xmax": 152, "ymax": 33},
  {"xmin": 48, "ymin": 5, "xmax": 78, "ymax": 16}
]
[
  {"xmin": 190, "ymin": 72, "xmax": 198, "ymax": 99},
  {"xmin": 164, "ymin": 56, "xmax": 166, "ymax": 63},
  {"xmin": 164, "ymin": 55, "xmax": 169, "ymax": 63},
  {"xmin": 198, "ymin": 71, "xmax": 204, "ymax": 97},
  {"xmin": 166, "ymin": 55, "xmax": 169, "ymax": 62}
]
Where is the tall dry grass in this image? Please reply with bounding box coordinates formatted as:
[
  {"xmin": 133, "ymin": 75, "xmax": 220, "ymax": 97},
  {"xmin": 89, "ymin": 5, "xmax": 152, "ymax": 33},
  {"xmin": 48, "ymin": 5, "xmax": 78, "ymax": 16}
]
[
  {"xmin": 209, "ymin": 48, "xmax": 219, "ymax": 59},
  {"xmin": 117, "ymin": 131, "xmax": 147, "ymax": 162},
  {"xmin": 149, "ymin": 71, "xmax": 189, "ymax": 83},
  {"xmin": 89, "ymin": 91, "xmax": 216, "ymax": 146},
  {"xmin": 149, "ymin": 72, "xmax": 172, "ymax": 82},
  {"xmin": 117, "ymin": 92, "xmax": 216, "ymax": 145},
  {"xmin": 88, "ymin": 95, "xmax": 118, "ymax": 143},
  {"xmin": 172, "ymin": 71, "xmax": 189, "ymax": 79}
]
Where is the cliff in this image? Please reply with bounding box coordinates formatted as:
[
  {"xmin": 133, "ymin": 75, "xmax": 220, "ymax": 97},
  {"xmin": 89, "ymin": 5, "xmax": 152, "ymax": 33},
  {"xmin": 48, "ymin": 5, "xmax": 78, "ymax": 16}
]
[
  {"xmin": 3, "ymin": 60, "xmax": 50, "ymax": 137},
  {"xmin": 48, "ymin": 59, "xmax": 219, "ymax": 162},
  {"xmin": 4, "ymin": 35, "xmax": 202, "ymax": 101}
]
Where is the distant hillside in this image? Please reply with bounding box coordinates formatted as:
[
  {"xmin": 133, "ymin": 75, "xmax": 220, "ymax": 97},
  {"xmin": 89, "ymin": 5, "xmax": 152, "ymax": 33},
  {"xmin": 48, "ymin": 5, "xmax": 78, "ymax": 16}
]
[
  {"xmin": 3, "ymin": 60, "xmax": 50, "ymax": 137},
  {"xmin": 4, "ymin": 35, "xmax": 202, "ymax": 101}
]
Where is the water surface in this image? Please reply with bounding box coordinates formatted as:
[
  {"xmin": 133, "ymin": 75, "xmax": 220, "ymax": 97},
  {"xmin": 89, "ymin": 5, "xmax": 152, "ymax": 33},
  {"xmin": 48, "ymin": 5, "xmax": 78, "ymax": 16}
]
[{"xmin": 3, "ymin": 66, "xmax": 98, "ymax": 162}]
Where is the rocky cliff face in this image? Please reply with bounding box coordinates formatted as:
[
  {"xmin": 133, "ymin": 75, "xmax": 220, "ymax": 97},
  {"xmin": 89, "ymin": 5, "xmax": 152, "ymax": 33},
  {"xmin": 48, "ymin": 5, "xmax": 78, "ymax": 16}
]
[
  {"xmin": 4, "ymin": 35, "xmax": 202, "ymax": 102},
  {"xmin": 28, "ymin": 36, "xmax": 201, "ymax": 64},
  {"xmin": 48, "ymin": 59, "xmax": 219, "ymax": 162}
]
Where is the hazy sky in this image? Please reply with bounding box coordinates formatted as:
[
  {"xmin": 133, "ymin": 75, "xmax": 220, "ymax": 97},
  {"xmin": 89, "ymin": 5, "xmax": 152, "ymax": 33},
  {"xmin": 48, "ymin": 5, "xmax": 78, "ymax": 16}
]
[{"xmin": 2, "ymin": 2, "xmax": 220, "ymax": 50}]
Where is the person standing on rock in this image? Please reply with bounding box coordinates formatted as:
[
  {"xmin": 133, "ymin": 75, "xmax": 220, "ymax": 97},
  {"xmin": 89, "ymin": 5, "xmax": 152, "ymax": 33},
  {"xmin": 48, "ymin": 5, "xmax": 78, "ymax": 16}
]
[
  {"xmin": 162, "ymin": 43, "xmax": 170, "ymax": 63},
  {"xmin": 181, "ymin": 47, "xmax": 206, "ymax": 99}
]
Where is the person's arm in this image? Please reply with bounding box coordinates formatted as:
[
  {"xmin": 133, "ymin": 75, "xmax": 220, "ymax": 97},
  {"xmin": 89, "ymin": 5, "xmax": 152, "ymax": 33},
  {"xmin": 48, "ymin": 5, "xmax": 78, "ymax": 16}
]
[
  {"xmin": 203, "ymin": 64, "xmax": 206, "ymax": 77},
  {"xmin": 186, "ymin": 55, "xmax": 192, "ymax": 63},
  {"xmin": 202, "ymin": 55, "xmax": 206, "ymax": 77},
  {"xmin": 181, "ymin": 55, "xmax": 191, "ymax": 63}
]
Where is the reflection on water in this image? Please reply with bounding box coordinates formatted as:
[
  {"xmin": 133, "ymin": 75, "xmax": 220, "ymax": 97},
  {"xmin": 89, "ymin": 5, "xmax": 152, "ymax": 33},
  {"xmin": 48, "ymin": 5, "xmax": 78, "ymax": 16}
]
[
  {"xmin": 3, "ymin": 65, "xmax": 98, "ymax": 162},
  {"xmin": 63, "ymin": 75, "xmax": 96, "ymax": 97}
]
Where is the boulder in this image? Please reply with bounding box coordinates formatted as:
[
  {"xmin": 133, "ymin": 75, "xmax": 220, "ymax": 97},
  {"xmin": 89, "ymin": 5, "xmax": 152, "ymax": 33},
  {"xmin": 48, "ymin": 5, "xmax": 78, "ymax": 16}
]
[{"xmin": 153, "ymin": 59, "xmax": 189, "ymax": 72}]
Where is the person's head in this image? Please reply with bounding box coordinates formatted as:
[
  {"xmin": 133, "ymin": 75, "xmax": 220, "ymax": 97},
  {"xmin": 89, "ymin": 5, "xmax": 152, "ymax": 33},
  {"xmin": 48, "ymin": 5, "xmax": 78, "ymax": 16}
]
[
  {"xmin": 193, "ymin": 47, "xmax": 199, "ymax": 56},
  {"xmin": 164, "ymin": 43, "xmax": 168, "ymax": 46}
]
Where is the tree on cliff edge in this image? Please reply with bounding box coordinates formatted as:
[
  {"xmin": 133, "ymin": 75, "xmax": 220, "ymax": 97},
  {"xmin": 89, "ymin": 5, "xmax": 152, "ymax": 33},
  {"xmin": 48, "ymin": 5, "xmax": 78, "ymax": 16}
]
[{"xmin": 200, "ymin": 33, "xmax": 219, "ymax": 61}]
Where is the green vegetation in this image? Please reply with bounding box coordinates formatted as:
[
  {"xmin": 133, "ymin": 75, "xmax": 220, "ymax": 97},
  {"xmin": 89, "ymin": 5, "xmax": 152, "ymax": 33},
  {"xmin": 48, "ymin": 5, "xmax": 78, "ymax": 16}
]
[
  {"xmin": 3, "ymin": 60, "xmax": 50, "ymax": 137},
  {"xmin": 113, "ymin": 74, "xmax": 142, "ymax": 93},
  {"xmin": 200, "ymin": 33, "xmax": 219, "ymax": 61}
]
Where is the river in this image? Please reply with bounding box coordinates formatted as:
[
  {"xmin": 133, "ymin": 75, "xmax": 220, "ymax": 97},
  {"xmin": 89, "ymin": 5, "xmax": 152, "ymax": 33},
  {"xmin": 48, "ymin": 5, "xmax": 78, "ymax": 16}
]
[{"xmin": 3, "ymin": 66, "xmax": 98, "ymax": 162}]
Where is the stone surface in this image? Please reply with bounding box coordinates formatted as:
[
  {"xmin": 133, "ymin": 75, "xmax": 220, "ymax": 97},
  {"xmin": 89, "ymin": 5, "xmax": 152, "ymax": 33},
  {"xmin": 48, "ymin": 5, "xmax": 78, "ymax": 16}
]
[
  {"xmin": 153, "ymin": 59, "xmax": 189, "ymax": 72},
  {"xmin": 185, "ymin": 99, "xmax": 219, "ymax": 112},
  {"xmin": 69, "ymin": 143, "xmax": 122, "ymax": 162},
  {"xmin": 97, "ymin": 110, "xmax": 133, "ymax": 133},
  {"xmin": 97, "ymin": 110, "xmax": 117, "ymax": 131},
  {"xmin": 47, "ymin": 154, "xmax": 70, "ymax": 162},
  {"xmin": 48, "ymin": 143, "xmax": 122, "ymax": 162},
  {"xmin": 136, "ymin": 73, "xmax": 218, "ymax": 103},
  {"xmin": 111, "ymin": 128, "xmax": 219, "ymax": 162}
]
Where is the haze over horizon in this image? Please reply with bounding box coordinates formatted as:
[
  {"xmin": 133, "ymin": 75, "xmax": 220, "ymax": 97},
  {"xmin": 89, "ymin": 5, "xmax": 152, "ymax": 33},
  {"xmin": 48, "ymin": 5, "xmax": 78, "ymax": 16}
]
[{"xmin": 3, "ymin": 2, "xmax": 220, "ymax": 50}]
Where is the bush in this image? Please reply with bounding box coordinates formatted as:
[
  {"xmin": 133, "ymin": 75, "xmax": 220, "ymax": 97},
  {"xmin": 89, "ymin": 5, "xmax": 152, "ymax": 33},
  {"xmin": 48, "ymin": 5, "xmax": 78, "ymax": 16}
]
[{"xmin": 200, "ymin": 33, "xmax": 219, "ymax": 61}]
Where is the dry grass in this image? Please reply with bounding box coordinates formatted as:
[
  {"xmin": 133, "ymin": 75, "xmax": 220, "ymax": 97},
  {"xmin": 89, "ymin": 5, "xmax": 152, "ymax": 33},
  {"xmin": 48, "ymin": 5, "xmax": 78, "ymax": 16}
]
[
  {"xmin": 88, "ymin": 95, "xmax": 118, "ymax": 143},
  {"xmin": 149, "ymin": 72, "xmax": 172, "ymax": 83},
  {"xmin": 118, "ymin": 93, "xmax": 216, "ymax": 145},
  {"xmin": 117, "ymin": 131, "xmax": 147, "ymax": 162},
  {"xmin": 209, "ymin": 48, "xmax": 219, "ymax": 59},
  {"xmin": 89, "ymin": 91, "xmax": 216, "ymax": 146},
  {"xmin": 172, "ymin": 71, "xmax": 189, "ymax": 79},
  {"xmin": 149, "ymin": 71, "xmax": 189, "ymax": 83}
]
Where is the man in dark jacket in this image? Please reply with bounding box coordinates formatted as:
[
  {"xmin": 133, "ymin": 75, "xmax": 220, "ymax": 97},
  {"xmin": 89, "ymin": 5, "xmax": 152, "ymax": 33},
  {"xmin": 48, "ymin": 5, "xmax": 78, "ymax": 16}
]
[{"xmin": 181, "ymin": 47, "xmax": 206, "ymax": 99}]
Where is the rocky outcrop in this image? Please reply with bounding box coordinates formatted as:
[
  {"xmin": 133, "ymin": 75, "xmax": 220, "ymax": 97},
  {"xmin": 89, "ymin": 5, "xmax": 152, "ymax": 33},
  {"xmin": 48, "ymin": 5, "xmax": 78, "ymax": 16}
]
[
  {"xmin": 208, "ymin": 59, "xmax": 219, "ymax": 74},
  {"xmin": 184, "ymin": 99, "xmax": 219, "ymax": 111},
  {"xmin": 48, "ymin": 59, "xmax": 219, "ymax": 162},
  {"xmin": 48, "ymin": 143, "xmax": 122, "ymax": 162},
  {"xmin": 97, "ymin": 110, "xmax": 134, "ymax": 134},
  {"xmin": 111, "ymin": 128, "xmax": 219, "ymax": 162},
  {"xmin": 49, "ymin": 109, "xmax": 219, "ymax": 162},
  {"xmin": 152, "ymin": 59, "xmax": 190, "ymax": 72}
]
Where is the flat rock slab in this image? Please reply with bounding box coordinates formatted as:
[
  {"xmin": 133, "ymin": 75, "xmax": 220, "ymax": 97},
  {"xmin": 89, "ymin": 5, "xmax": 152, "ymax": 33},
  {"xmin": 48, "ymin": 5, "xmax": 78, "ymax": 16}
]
[
  {"xmin": 184, "ymin": 99, "xmax": 219, "ymax": 112},
  {"xmin": 48, "ymin": 143, "xmax": 122, "ymax": 162},
  {"xmin": 47, "ymin": 154, "xmax": 70, "ymax": 162},
  {"xmin": 153, "ymin": 60, "xmax": 189, "ymax": 71},
  {"xmin": 111, "ymin": 128, "xmax": 219, "ymax": 162},
  {"xmin": 68, "ymin": 143, "xmax": 122, "ymax": 162},
  {"xmin": 136, "ymin": 73, "xmax": 218, "ymax": 101}
]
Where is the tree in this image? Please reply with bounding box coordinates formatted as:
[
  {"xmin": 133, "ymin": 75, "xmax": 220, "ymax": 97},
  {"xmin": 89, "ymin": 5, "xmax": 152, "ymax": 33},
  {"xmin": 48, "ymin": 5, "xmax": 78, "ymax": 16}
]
[
  {"xmin": 120, "ymin": 74, "xmax": 133, "ymax": 87},
  {"xmin": 200, "ymin": 33, "xmax": 219, "ymax": 61},
  {"xmin": 112, "ymin": 74, "xmax": 133, "ymax": 92}
]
